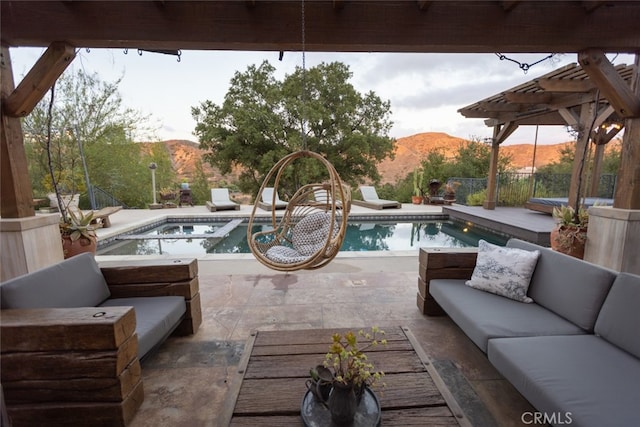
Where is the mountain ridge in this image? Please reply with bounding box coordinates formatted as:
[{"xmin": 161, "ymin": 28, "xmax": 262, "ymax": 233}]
[{"xmin": 148, "ymin": 132, "xmax": 619, "ymax": 186}]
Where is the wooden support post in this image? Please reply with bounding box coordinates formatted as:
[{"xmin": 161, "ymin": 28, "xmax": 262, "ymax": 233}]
[
  {"xmin": 1, "ymin": 46, "xmax": 35, "ymax": 218},
  {"xmin": 482, "ymin": 122, "xmax": 517, "ymax": 210},
  {"xmin": 589, "ymin": 125, "xmax": 621, "ymax": 197},
  {"xmin": 483, "ymin": 129, "xmax": 500, "ymax": 210},
  {"xmin": 614, "ymin": 55, "xmax": 640, "ymax": 209},
  {"xmin": 567, "ymin": 103, "xmax": 596, "ymax": 210},
  {"xmin": 1, "ymin": 42, "xmax": 75, "ymax": 219},
  {"xmin": 589, "ymin": 143, "xmax": 605, "ymax": 197}
]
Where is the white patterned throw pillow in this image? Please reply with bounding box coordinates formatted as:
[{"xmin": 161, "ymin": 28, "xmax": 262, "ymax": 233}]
[{"xmin": 465, "ymin": 240, "xmax": 540, "ymax": 303}]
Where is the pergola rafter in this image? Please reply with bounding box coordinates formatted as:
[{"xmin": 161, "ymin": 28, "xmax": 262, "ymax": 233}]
[{"xmin": 458, "ymin": 57, "xmax": 639, "ymax": 210}]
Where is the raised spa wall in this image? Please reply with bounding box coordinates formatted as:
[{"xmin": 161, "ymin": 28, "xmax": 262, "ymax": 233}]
[{"xmin": 585, "ymin": 206, "xmax": 640, "ymax": 275}]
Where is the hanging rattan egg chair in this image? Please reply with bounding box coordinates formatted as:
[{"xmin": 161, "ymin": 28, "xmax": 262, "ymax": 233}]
[{"xmin": 247, "ymin": 150, "xmax": 351, "ymax": 271}]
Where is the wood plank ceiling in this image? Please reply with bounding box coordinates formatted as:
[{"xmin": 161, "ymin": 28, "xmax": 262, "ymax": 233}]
[{"xmin": 2, "ymin": 1, "xmax": 640, "ymax": 53}]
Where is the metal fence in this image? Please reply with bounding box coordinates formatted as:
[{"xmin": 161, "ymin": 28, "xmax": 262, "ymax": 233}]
[
  {"xmin": 449, "ymin": 173, "xmax": 617, "ymax": 206},
  {"xmin": 90, "ymin": 185, "xmax": 128, "ymax": 209}
]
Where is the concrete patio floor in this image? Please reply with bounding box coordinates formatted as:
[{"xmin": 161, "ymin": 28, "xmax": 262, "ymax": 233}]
[{"xmin": 88, "ymin": 204, "xmax": 537, "ymax": 426}]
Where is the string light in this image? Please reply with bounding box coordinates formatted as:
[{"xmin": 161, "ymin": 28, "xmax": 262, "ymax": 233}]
[{"xmin": 494, "ymin": 53, "xmax": 559, "ymax": 74}]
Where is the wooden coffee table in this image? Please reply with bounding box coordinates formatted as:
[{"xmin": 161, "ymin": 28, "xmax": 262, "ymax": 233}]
[{"xmin": 222, "ymin": 326, "xmax": 470, "ymax": 426}]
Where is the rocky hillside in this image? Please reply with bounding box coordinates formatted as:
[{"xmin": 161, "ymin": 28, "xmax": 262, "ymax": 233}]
[
  {"xmin": 149, "ymin": 133, "xmax": 620, "ymax": 186},
  {"xmin": 377, "ymin": 133, "xmax": 574, "ymax": 184}
]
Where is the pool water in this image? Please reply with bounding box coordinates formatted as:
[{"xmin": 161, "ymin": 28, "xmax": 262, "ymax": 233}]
[{"xmin": 98, "ymin": 220, "xmax": 508, "ymax": 256}]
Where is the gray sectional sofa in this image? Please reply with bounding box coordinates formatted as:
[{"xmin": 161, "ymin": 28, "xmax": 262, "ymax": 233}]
[
  {"xmin": 1, "ymin": 253, "xmax": 186, "ymax": 360},
  {"xmin": 0, "ymin": 253, "xmax": 202, "ymax": 426},
  {"xmin": 419, "ymin": 239, "xmax": 640, "ymax": 427}
]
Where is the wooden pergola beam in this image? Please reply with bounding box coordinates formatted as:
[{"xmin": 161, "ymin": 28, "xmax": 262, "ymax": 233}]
[
  {"xmin": 3, "ymin": 42, "xmax": 76, "ymax": 118},
  {"xmin": 504, "ymin": 92, "xmax": 553, "ymax": 104},
  {"xmin": 2, "ymin": 1, "xmax": 640, "ymax": 53},
  {"xmin": 578, "ymin": 49, "xmax": 640, "ymax": 118},
  {"xmin": 535, "ymin": 78, "xmax": 595, "ymax": 93}
]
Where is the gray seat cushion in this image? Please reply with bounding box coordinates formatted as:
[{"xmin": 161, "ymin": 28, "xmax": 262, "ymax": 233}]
[
  {"xmin": 101, "ymin": 296, "xmax": 186, "ymax": 359},
  {"xmin": 488, "ymin": 335, "xmax": 640, "ymax": 427},
  {"xmin": 0, "ymin": 253, "xmax": 111, "ymax": 308},
  {"xmin": 506, "ymin": 239, "xmax": 617, "ymax": 332},
  {"xmin": 429, "ymin": 279, "xmax": 585, "ymax": 353},
  {"xmin": 595, "ymin": 272, "xmax": 640, "ymax": 359}
]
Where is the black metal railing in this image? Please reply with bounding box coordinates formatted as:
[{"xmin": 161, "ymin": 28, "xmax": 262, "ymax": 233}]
[
  {"xmin": 90, "ymin": 185, "xmax": 128, "ymax": 209},
  {"xmin": 449, "ymin": 173, "xmax": 616, "ymax": 206}
]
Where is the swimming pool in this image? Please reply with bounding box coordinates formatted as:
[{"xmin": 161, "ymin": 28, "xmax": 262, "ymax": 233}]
[{"xmin": 97, "ymin": 220, "xmax": 508, "ymax": 256}]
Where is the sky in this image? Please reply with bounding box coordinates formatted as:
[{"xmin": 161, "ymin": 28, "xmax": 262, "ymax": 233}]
[{"xmin": 8, "ymin": 48, "xmax": 634, "ymax": 146}]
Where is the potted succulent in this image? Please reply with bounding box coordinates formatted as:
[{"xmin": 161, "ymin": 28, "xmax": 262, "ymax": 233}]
[
  {"xmin": 551, "ymin": 205, "xmax": 588, "ymax": 259},
  {"xmin": 308, "ymin": 327, "xmax": 386, "ymax": 425},
  {"xmin": 59, "ymin": 207, "xmax": 97, "ymax": 258}
]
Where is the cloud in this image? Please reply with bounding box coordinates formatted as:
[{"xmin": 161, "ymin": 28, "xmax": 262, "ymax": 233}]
[{"xmin": 8, "ymin": 48, "xmax": 635, "ymax": 146}]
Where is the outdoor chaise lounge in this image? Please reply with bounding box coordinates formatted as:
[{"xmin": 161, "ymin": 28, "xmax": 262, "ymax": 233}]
[
  {"xmin": 257, "ymin": 187, "xmax": 288, "ymax": 211},
  {"xmin": 206, "ymin": 188, "xmax": 240, "ymax": 212},
  {"xmin": 352, "ymin": 185, "xmax": 401, "ymax": 210},
  {"xmin": 524, "ymin": 197, "xmax": 613, "ymax": 214}
]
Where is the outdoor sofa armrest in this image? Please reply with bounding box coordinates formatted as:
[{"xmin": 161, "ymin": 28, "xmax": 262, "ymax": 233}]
[
  {"xmin": 0, "ymin": 307, "xmax": 143, "ymax": 427},
  {"xmin": 99, "ymin": 258, "xmax": 202, "ymax": 336},
  {"xmin": 417, "ymin": 247, "xmax": 478, "ymax": 315}
]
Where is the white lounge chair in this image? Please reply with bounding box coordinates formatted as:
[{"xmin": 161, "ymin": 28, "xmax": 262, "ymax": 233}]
[
  {"xmin": 257, "ymin": 187, "xmax": 288, "ymax": 211},
  {"xmin": 352, "ymin": 186, "xmax": 401, "ymax": 210},
  {"xmin": 206, "ymin": 188, "xmax": 240, "ymax": 212}
]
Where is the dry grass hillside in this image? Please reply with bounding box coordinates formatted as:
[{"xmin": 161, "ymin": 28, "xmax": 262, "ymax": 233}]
[{"xmin": 147, "ymin": 133, "xmax": 620, "ymax": 186}]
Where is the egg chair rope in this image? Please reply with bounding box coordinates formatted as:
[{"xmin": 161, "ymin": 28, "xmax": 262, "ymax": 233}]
[{"xmin": 246, "ymin": 1, "xmax": 350, "ymax": 271}]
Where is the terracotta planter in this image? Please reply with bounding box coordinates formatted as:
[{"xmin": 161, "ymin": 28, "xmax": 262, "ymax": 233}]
[
  {"xmin": 62, "ymin": 235, "xmax": 97, "ymax": 259},
  {"xmin": 550, "ymin": 225, "xmax": 587, "ymax": 259},
  {"xmin": 411, "ymin": 196, "xmax": 423, "ymax": 205}
]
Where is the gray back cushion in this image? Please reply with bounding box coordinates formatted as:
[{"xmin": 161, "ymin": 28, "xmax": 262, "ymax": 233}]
[
  {"xmin": 595, "ymin": 273, "xmax": 640, "ymax": 359},
  {"xmin": 0, "ymin": 253, "xmax": 111, "ymax": 308},
  {"xmin": 506, "ymin": 239, "xmax": 616, "ymax": 331}
]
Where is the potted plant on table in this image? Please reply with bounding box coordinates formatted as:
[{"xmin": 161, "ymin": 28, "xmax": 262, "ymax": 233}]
[
  {"xmin": 308, "ymin": 327, "xmax": 386, "ymax": 425},
  {"xmin": 551, "ymin": 205, "xmax": 588, "ymax": 259}
]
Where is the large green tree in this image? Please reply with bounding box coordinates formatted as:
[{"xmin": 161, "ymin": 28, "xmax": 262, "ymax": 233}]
[
  {"xmin": 192, "ymin": 61, "xmax": 395, "ymax": 196},
  {"xmin": 23, "ymin": 69, "xmax": 165, "ymax": 208}
]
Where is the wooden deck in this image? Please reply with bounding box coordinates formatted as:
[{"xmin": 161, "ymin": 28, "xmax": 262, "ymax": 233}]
[
  {"xmin": 444, "ymin": 205, "xmax": 555, "ymax": 246},
  {"xmin": 222, "ymin": 326, "xmax": 470, "ymax": 426}
]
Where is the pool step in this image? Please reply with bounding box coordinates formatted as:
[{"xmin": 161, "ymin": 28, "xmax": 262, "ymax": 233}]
[{"xmin": 117, "ymin": 219, "xmax": 245, "ymax": 240}]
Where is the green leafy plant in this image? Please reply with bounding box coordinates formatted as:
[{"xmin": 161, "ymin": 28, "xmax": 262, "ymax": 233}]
[
  {"xmin": 466, "ymin": 189, "xmax": 487, "ymax": 206},
  {"xmin": 553, "ymin": 205, "xmax": 588, "ymax": 228},
  {"xmin": 321, "ymin": 327, "xmax": 387, "ymax": 389}
]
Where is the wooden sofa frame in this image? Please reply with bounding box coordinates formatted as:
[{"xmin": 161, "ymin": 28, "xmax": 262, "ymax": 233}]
[
  {"xmin": 1, "ymin": 258, "xmax": 202, "ymax": 427},
  {"xmin": 416, "ymin": 247, "xmax": 478, "ymax": 315}
]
